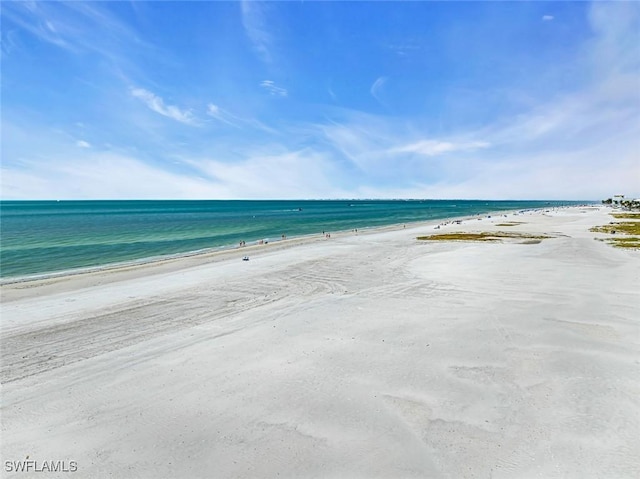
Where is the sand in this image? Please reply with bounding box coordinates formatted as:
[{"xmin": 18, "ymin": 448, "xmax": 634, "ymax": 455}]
[{"xmin": 1, "ymin": 206, "xmax": 639, "ymax": 478}]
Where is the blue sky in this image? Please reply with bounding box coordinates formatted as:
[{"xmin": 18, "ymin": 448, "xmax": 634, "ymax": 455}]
[{"xmin": 2, "ymin": 1, "xmax": 639, "ymax": 200}]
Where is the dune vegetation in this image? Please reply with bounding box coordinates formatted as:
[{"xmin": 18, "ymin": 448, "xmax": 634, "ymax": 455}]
[
  {"xmin": 611, "ymin": 212, "xmax": 640, "ymax": 220},
  {"xmin": 591, "ymin": 213, "xmax": 640, "ymax": 249},
  {"xmin": 590, "ymin": 222, "xmax": 640, "ymax": 235},
  {"xmin": 417, "ymin": 231, "xmax": 550, "ymax": 242},
  {"xmin": 495, "ymin": 221, "xmax": 525, "ymax": 227}
]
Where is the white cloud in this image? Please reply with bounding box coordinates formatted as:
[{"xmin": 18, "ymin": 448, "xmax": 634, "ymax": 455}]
[
  {"xmin": 0, "ymin": 153, "xmax": 219, "ymax": 200},
  {"xmin": 260, "ymin": 80, "xmax": 288, "ymax": 97},
  {"xmin": 3, "ymin": 115, "xmax": 638, "ymax": 200},
  {"xmin": 207, "ymin": 104, "xmax": 220, "ymax": 116},
  {"xmin": 320, "ymin": 120, "xmax": 388, "ymax": 173},
  {"xmin": 1, "ymin": 1, "xmax": 148, "ymax": 69},
  {"xmin": 412, "ymin": 136, "xmax": 639, "ymax": 201},
  {"xmin": 542, "ymin": 15, "xmax": 554, "ymax": 21},
  {"xmin": 370, "ymin": 76, "xmax": 387, "ymax": 103},
  {"xmin": 482, "ymin": 2, "xmax": 639, "ymax": 149},
  {"xmin": 241, "ymin": 0, "xmax": 273, "ymax": 64},
  {"xmin": 206, "ymin": 104, "xmax": 278, "ymax": 134},
  {"xmin": 131, "ymin": 88, "xmax": 196, "ymax": 125},
  {"xmin": 588, "ymin": 1, "xmax": 640, "ymax": 79},
  {"xmin": 392, "ymin": 140, "xmax": 490, "ymax": 157},
  {"xmin": 206, "ymin": 103, "xmax": 240, "ymax": 127},
  {"xmin": 182, "ymin": 149, "xmax": 348, "ymax": 199},
  {"xmin": 1, "ymin": 120, "xmax": 346, "ymax": 200},
  {"xmin": 75, "ymin": 140, "xmax": 91, "ymax": 148},
  {"xmin": 319, "ymin": 115, "xmax": 492, "ymax": 181},
  {"xmin": 1, "ymin": 2, "xmax": 75, "ymax": 52},
  {"xmin": 317, "ymin": 61, "xmax": 639, "ymax": 198}
]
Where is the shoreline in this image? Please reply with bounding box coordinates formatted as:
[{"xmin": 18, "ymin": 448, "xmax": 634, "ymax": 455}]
[{"xmin": 0, "ymin": 204, "xmax": 593, "ymax": 289}]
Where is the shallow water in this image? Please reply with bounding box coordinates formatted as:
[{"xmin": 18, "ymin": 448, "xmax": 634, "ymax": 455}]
[{"xmin": 0, "ymin": 199, "xmax": 585, "ymax": 278}]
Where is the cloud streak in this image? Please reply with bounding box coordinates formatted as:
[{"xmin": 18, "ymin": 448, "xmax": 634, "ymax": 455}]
[
  {"xmin": 392, "ymin": 140, "xmax": 490, "ymax": 157},
  {"xmin": 370, "ymin": 76, "xmax": 387, "ymax": 103},
  {"xmin": 1, "ymin": 153, "xmax": 217, "ymax": 200},
  {"xmin": 131, "ymin": 88, "xmax": 196, "ymax": 125},
  {"xmin": 1, "ymin": 1, "xmax": 149, "ymax": 67},
  {"xmin": 241, "ymin": 0, "xmax": 273, "ymax": 64},
  {"xmin": 206, "ymin": 104, "xmax": 240, "ymax": 127},
  {"xmin": 183, "ymin": 149, "xmax": 347, "ymax": 199},
  {"xmin": 260, "ymin": 80, "xmax": 288, "ymax": 97}
]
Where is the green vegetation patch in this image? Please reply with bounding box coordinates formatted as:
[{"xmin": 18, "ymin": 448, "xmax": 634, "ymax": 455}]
[
  {"xmin": 601, "ymin": 237, "xmax": 640, "ymax": 249},
  {"xmin": 611, "ymin": 213, "xmax": 640, "ymax": 220},
  {"xmin": 417, "ymin": 231, "xmax": 550, "ymax": 242},
  {"xmin": 592, "ymin": 218, "xmax": 640, "ymax": 249},
  {"xmin": 495, "ymin": 222, "xmax": 525, "ymax": 227},
  {"xmin": 590, "ymin": 222, "xmax": 640, "ymax": 235}
]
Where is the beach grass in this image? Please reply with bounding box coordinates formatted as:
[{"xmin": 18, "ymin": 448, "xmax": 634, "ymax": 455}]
[
  {"xmin": 590, "ymin": 222, "xmax": 640, "ymax": 235},
  {"xmin": 611, "ymin": 212, "xmax": 640, "ymax": 220},
  {"xmin": 604, "ymin": 237, "xmax": 640, "ymax": 248},
  {"xmin": 495, "ymin": 222, "xmax": 525, "ymax": 227},
  {"xmin": 417, "ymin": 231, "xmax": 550, "ymax": 242},
  {"xmin": 591, "ymin": 217, "xmax": 640, "ymax": 249}
]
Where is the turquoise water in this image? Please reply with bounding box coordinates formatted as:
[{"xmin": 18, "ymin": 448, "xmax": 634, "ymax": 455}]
[{"xmin": 0, "ymin": 200, "xmax": 585, "ymax": 279}]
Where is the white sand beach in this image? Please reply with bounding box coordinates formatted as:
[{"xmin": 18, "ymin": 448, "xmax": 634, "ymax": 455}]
[{"xmin": 1, "ymin": 206, "xmax": 639, "ymax": 478}]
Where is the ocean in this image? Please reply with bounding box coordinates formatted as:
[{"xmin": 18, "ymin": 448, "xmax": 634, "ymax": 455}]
[{"xmin": 0, "ymin": 200, "xmax": 586, "ymax": 279}]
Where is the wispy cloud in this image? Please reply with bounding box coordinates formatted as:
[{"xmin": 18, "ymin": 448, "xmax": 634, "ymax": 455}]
[
  {"xmin": 485, "ymin": 3, "xmax": 639, "ymax": 150},
  {"xmin": 320, "ymin": 119, "xmax": 388, "ymax": 173},
  {"xmin": 205, "ymin": 103, "xmax": 278, "ymax": 134},
  {"xmin": 260, "ymin": 80, "xmax": 288, "ymax": 97},
  {"xmin": 387, "ymin": 41, "xmax": 422, "ymax": 58},
  {"xmin": 1, "ymin": 1, "xmax": 148, "ymax": 63},
  {"xmin": 588, "ymin": 1, "xmax": 640, "ymax": 79},
  {"xmin": 76, "ymin": 140, "xmax": 91, "ymax": 148},
  {"xmin": 319, "ymin": 116, "xmax": 493, "ymax": 188},
  {"xmin": 206, "ymin": 104, "xmax": 240, "ymax": 127},
  {"xmin": 131, "ymin": 88, "xmax": 196, "ymax": 125},
  {"xmin": 542, "ymin": 15, "xmax": 554, "ymax": 22},
  {"xmin": 1, "ymin": 2, "xmax": 76, "ymax": 52},
  {"xmin": 241, "ymin": 0, "xmax": 273, "ymax": 64},
  {"xmin": 370, "ymin": 76, "xmax": 387, "ymax": 103},
  {"xmin": 1, "ymin": 153, "xmax": 218, "ymax": 200},
  {"xmin": 392, "ymin": 140, "xmax": 490, "ymax": 157},
  {"xmin": 183, "ymin": 149, "xmax": 347, "ymax": 199},
  {"xmin": 414, "ymin": 134, "xmax": 639, "ymax": 201}
]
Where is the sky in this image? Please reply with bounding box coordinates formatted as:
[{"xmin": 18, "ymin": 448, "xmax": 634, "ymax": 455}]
[{"xmin": 1, "ymin": 0, "xmax": 639, "ymax": 200}]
